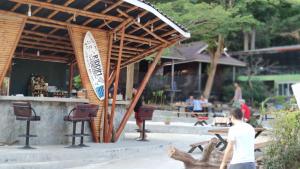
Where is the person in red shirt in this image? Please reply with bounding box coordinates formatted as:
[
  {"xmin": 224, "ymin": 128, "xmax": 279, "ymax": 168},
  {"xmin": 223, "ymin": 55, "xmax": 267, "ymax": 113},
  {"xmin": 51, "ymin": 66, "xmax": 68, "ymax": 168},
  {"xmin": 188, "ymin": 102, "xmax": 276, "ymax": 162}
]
[{"xmin": 240, "ymin": 99, "xmax": 251, "ymax": 122}]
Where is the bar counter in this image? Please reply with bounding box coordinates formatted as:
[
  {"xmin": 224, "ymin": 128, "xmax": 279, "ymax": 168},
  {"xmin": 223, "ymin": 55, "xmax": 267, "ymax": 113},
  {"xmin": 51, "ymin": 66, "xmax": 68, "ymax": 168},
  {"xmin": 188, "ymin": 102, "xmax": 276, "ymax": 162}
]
[{"xmin": 0, "ymin": 96, "xmax": 89, "ymax": 145}]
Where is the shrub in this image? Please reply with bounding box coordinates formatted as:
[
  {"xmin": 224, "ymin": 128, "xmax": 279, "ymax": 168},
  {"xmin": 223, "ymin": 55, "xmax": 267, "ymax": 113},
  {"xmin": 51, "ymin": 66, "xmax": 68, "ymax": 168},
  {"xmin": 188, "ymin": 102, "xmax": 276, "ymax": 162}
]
[{"xmin": 264, "ymin": 111, "xmax": 300, "ymax": 169}]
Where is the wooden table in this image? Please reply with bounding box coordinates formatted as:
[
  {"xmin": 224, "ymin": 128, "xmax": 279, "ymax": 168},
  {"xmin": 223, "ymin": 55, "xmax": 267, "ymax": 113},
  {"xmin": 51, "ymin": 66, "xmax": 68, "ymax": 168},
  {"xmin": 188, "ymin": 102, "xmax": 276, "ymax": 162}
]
[{"xmin": 208, "ymin": 127, "xmax": 266, "ymax": 151}]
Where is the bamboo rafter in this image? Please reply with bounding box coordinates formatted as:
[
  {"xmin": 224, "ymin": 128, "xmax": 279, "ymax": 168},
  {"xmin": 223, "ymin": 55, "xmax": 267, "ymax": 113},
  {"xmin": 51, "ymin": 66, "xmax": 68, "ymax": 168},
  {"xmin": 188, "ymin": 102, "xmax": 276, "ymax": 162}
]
[
  {"xmin": 117, "ymin": 9, "xmax": 169, "ymax": 44},
  {"xmin": 9, "ymin": 0, "xmax": 123, "ymax": 22}
]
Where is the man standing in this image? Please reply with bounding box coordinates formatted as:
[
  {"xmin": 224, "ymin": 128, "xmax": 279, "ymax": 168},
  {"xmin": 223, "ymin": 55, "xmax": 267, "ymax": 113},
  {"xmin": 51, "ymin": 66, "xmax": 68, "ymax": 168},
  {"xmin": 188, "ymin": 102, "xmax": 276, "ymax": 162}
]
[
  {"xmin": 232, "ymin": 82, "xmax": 242, "ymax": 108},
  {"xmin": 220, "ymin": 108, "xmax": 255, "ymax": 169},
  {"xmin": 133, "ymin": 86, "xmax": 144, "ymax": 140}
]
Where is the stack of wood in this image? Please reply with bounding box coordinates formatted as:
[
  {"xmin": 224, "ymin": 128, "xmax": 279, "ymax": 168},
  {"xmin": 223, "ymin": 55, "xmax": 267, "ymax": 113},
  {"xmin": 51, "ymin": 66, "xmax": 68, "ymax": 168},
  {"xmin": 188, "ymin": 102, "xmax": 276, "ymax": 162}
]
[
  {"xmin": 169, "ymin": 138, "xmax": 225, "ymax": 169},
  {"xmin": 169, "ymin": 138, "xmax": 266, "ymax": 169}
]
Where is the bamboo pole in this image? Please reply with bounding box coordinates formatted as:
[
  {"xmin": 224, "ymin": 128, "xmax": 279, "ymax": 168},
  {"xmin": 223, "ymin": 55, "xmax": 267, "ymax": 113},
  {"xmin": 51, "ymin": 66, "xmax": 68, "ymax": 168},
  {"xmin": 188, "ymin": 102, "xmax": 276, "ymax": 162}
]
[
  {"xmin": 115, "ymin": 48, "xmax": 164, "ymax": 141},
  {"xmin": 107, "ymin": 26, "xmax": 125, "ymax": 142}
]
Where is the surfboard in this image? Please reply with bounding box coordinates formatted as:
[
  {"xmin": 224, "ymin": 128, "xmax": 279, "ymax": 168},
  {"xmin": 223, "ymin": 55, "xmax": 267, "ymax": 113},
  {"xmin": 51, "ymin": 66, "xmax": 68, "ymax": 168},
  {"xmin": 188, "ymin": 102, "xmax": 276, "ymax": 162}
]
[{"xmin": 83, "ymin": 31, "xmax": 105, "ymax": 100}]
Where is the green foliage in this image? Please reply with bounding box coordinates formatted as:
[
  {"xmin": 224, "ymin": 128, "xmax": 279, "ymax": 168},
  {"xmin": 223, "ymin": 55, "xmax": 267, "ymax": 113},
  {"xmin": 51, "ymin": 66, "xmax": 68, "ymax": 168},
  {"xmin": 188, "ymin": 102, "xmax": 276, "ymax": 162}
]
[
  {"xmin": 73, "ymin": 75, "xmax": 82, "ymax": 90},
  {"xmin": 152, "ymin": 0, "xmax": 300, "ymax": 50},
  {"xmin": 155, "ymin": 0, "xmax": 259, "ymax": 50},
  {"xmin": 222, "ymin": 81, "xmax": 271, "ymax": 107},
  {"xmin": 264, "ymin": 111, "xmax": 300, "ymax": 169}
]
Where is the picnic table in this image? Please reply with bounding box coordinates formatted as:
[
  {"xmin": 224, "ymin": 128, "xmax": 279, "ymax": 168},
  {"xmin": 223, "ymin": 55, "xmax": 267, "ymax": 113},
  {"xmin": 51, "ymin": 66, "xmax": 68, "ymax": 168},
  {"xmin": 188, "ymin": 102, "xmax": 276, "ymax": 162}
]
[{"xmin": 208, "ymin": 127, "xmax": 266, "ymax": 151}]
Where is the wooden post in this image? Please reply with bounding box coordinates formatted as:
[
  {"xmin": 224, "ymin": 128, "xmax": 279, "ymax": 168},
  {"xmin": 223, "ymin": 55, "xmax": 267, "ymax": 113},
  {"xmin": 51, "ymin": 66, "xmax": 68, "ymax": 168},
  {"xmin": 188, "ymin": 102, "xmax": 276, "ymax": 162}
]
[
  {"xmin": 170, "ymin": 59, "xmax": 175, "ymax": 104},
  {"xmin": 198, "ymin": 62, "xmax": 202, "ymax": 92},
  {"xmin": 103, "ymin": 34, "xmax": 113, "ymax": 142},
  {"xmin": 107, "ymin": 26, "xmax": 125, "ymax": 141},
  {"xmin": 232, "ymin": 66, "xmax": 236, "ymax": 82},
  {"xmin": 68, "ymin": 62, "xmax": 74, "ymax": 94},
  {"xmin": 0, "ymin": 15, "xmax": 26, "ymax": 87},
  {"xmin": 115, "ymin": 48, "xmax": 164, "ymax": 141}
]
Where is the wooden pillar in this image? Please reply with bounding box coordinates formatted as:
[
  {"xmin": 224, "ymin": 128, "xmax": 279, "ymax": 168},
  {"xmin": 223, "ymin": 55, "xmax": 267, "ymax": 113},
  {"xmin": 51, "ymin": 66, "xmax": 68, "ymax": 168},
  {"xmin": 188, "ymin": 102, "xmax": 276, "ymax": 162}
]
[
  {"xmin": 126, "ymin": 63, "xmax": 134, "ymax": 100},
  {"xmin": 115, "ymin": 48, "xmax": 164, "ymax": 141},
  {"xmin": 107, "ymin": 26, "xmax": 125, "ymax": 141},
  {"xmin": 232, "ymin": 66, "xmax": 236, "ymax": 82},
  {"xmin": 198, "ymin": 62, "xmax": 202, "ymax": 91},
  {"xmin": 170, "ymin": 59, "xmax": 176, "ymax": 104},
  {"xmin": 103, "ymin": 34, "xmax": 113, "ymax": 142},
  {"xmin": 0, "ymin": 14, "xmax": 26, "ymax": 86},
  {"xmin": 68, "ymin": 26, "xmax": 109, "ymax": 142},
  {"xmin": 68, "ymin": 62, "xmax": 74, "ymax": 94}
]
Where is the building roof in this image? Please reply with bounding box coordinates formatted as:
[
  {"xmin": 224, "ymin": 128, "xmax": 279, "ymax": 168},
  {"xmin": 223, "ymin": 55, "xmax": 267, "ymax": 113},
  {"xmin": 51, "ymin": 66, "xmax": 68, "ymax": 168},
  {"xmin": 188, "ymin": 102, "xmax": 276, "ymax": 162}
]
[
  {"xmin": 230, "ymin": 44, "xmax": 300, "ymax": 56},
  {"xmin": 0, "ymin": 0, "xmax": 190, "ymax": 67},
  {"xmin": 163, "ymin": 41, "xmax": 246, "ymax": 67}
]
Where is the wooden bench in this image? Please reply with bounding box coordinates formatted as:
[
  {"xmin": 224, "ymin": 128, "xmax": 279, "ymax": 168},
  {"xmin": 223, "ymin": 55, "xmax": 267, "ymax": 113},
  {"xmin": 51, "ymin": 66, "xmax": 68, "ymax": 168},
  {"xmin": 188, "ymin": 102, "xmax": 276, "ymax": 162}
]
[
  {"xmin": 194, "ymin": 116, "xmax": 209, "ymax": 126},
  {"xmin": 188, "ymin": 140, "xmax": 210, "ymax": 153}
]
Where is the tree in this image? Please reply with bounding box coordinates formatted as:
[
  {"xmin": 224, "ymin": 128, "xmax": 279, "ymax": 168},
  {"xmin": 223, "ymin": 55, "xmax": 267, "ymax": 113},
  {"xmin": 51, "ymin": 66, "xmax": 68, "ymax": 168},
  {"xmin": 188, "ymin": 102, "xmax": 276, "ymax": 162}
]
[{"xmin": 155, "ymin": 0, "xmax": 258, "ymax": 97}]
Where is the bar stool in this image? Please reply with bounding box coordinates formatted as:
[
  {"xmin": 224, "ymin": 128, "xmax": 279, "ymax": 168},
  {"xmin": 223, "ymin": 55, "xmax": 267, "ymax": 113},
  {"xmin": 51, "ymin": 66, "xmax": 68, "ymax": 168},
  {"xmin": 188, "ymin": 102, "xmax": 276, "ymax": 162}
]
[
  {"xmin": 64, "ymin": 104, "xmax": 99, "ymax": 148},
  {"xmin": 12, "ymin": 102, "xmax": 40, "ymax": 149}
]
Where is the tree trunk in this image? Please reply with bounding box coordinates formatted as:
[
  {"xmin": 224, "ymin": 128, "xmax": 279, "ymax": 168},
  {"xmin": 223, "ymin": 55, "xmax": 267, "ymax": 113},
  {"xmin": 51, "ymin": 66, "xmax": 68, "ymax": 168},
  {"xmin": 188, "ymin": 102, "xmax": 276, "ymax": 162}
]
[
  {"xmin": 203, "ymin": 35, "xmax": 224, "ymax": 98},
  {"xmin": 251, "ymin": 28, "xmax": 256, "ymax": 50},
  {"xmin": 168, "ymin": 138, "xmax": 225, "ymax": 169},
  {"xmin": 244, "ymin": 31, "xmax": 249, "ymax": 51}
]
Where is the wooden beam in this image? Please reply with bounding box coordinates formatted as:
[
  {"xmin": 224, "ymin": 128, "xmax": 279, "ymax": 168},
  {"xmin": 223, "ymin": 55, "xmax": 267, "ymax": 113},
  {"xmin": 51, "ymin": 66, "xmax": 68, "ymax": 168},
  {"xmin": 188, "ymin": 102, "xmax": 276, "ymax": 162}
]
[
  {"xmin": 18, "ymin": 44, "xmax": 74, "ymax": 54},
  {"xmin": 103, "ymin": 34, "xmax": 113, "ymax": 143},
  {"xmin": 102, "ymin": 1, "xmax": 123, "ymax": 14},
  {"xmin": 162, "ymin": 29, "xmax": 177, "ymax": 38},
  {"xmin": 14, "ymin": 52, "xmax": 69, "ymax": 63},
  {"xmin": 108, "ymin": 26, "xmax": 125, "ymax": 142},
  {"xmin": 111, "ymin": 50, "xmax": 137, "ymax": 56},
  {"xmin": 112, "ymin": 45, "xmax": 144, "ymax": 52},
  {"xmin": 10, "ymin": 3, "xmax": 22, "ymax": 11},
  {"xmin": 115, "ymin": 48, "xmax": 164, "ymax": 141},
  {"xmin": 98, "ymin": 6, "xmax": 139, "ymax": 29},
  {"xmin": 1, "ymin": 10, "xmax": 160, "ymax": 46},
  {"xmin": 26, "ymin": 20, "xmax": 66, "ymax": 29},
  {"xmin": 117, "ymin": 9, "xmax": 169, "ymax": 44},
  {"xmin": 19, "ymin": 40, "xmax": 73, "ymax": 51},
  {"xmin": 21, "ymin": 35, "xmax": 71, "ymax": 46},
  {"xmin": 10, "ymin": 0, "xmax": 123, "ymax": 22},
  {"xmin": 127, "ymin": 17, "xmax": 160, "ymax": 34},
  {"xmin": 23, "ymin": 30, "xmax": 70, "ymax": 41},
  {"xmin": 121, "ymin": 38, "xmax": 180, "ymax": 67},
  {"xmin": 50, "ymin": 0, "xmax": 99, "ymax": 34}
]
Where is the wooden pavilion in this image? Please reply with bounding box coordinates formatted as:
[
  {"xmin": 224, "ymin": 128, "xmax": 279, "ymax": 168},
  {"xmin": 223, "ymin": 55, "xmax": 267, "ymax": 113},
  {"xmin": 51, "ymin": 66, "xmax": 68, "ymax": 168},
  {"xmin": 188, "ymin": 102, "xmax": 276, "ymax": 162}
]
[{"xmin": 0, "ymin": 0, "xmax": 190, "ymax": 143}]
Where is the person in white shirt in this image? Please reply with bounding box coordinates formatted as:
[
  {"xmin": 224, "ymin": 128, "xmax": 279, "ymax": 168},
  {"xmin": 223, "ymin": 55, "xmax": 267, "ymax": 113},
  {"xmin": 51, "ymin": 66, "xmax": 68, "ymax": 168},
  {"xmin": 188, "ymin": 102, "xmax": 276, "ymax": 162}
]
[{"xmin": 220, "ymin": 108, "xmax": 255, "ymax": 169}]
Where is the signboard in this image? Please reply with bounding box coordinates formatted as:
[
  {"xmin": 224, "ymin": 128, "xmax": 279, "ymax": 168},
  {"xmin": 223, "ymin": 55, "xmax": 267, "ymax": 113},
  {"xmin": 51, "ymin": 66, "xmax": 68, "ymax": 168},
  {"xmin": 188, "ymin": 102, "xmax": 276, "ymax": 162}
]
[
  {"xmin": 292, "ymin": 83, "xmax": 300, "ymax": 109},
  {"xmin": 83, "ymin": 31, "xmax": 105, "ymax": 100}
]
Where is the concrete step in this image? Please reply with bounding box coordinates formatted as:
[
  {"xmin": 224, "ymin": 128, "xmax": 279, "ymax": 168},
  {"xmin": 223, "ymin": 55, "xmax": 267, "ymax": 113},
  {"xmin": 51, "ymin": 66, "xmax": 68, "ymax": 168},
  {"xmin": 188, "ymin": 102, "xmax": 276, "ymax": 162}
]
[{"xmin": 124, "ymin": 121, "xmax": 224, "ymax": 135}]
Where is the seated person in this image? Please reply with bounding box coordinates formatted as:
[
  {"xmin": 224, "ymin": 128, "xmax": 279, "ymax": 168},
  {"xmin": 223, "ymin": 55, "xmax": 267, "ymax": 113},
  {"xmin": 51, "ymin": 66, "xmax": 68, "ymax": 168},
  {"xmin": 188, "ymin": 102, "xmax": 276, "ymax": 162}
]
[
  {"xmin": 185, "ymin": 95, "xmax": 194, "ymax": 112},
  {"xmin": 240, "ymin": 99, "xmax": 251, "ymax": 122},
  {"xmin": 200, "ymin": 95, "xmax": 209, "ymax": 112},
  {"xmin": 193, "ymin": 96, "xmax": 203, "ymax": 113}
]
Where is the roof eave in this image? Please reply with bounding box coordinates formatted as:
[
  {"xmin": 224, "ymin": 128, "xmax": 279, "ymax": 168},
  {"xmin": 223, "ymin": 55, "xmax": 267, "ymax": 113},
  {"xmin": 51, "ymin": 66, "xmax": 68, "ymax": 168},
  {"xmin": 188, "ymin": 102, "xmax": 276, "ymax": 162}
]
[{"xmin": 123, "ymin": 0, "xmax": 191, "ymax": 38}]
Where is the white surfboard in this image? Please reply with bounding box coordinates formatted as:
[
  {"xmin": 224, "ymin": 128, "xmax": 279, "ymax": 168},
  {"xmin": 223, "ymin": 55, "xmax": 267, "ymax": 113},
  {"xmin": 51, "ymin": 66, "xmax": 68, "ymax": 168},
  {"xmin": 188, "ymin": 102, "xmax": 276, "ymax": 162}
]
[{"xmin": 83, "ymin": 31, "xmax": 105, "ymax": 100}]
